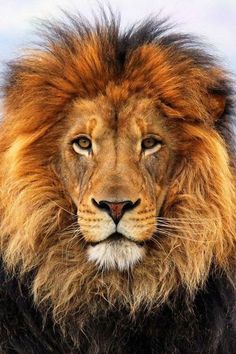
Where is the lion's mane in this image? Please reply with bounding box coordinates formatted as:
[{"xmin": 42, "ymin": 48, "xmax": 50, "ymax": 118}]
[{"xmin": 0, "ymin": 10, "xmax": 235, "ymax": 353}]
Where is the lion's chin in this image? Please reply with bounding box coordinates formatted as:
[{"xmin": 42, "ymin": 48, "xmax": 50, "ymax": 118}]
[{"xmin": 87, "ymin": 238, "xmax": 145, "ymax": 271}]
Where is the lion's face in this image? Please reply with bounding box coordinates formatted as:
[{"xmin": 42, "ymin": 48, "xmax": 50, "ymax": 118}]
[
  {"xmin": 60, "ymin": 95, "xmax": 173, "ymax": 270},
  {"xmin": 1, "ymin": 12, "xmax": 235, "ymax": 330}
]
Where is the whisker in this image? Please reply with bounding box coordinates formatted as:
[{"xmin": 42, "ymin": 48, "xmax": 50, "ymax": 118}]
[
  {"xmin": 153, "ymin": 227, "xmax": 215, "ymax": 243},
  {"xmin": 151, "ymin": 238, "xmax": 181, "ymax": 260},
  {"xmin": 157, "ymin": 219, "xmax": 214, "ymax": 226},
  {"xmin": 61, "ymin": 222, "xmax": 80, "ymax": 233},
  {"xmin": 163, "ymin": 243, "xmax": 181, "ymax": 262},
  {"xmin": 48, "ymin": 199, "xmax": 77, "ymax": 217},
  {"xmin": 156, "ymin": 223, "xmax": 206, "ymax": 231},
  {"xmin": 150, "ymin": 237, "xmax": 168, "ymax": 255},
  {"xmin": 157, "ymin": 216, "xmax": 217, "ymax": 220}
]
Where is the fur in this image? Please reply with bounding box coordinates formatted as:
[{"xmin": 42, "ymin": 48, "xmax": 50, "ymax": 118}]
[{"xmin": 0, "ymin": 9, "xmax": 235, "ymax": 353}]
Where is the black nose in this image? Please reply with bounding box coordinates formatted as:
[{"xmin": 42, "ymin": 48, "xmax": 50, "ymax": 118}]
[{"xmin": 92, "ymin": 199, "xmax": 141, "ymax": 224}]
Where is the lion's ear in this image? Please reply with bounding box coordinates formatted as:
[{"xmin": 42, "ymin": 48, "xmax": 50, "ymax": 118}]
[
  {"xmin": 208, "ymin": 91, "xmax": 226, "ymax": 122},
  {"xmin": 207, "ymin": 68, "xmax": 227, "ymax": 122}
]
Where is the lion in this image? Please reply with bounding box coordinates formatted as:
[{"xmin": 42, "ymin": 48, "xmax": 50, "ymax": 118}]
[{"xmin": 0, "ymin": 10, "xmax": 235, "ymax": 354}]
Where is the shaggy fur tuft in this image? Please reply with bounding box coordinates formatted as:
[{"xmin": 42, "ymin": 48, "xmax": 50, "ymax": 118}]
[{"xmin": 0, "ymin": 9, "xmax": 235, "ymax": 354}]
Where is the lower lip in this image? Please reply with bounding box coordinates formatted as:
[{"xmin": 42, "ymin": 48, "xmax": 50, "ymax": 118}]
[{"xmin": 89, "ymin": 232, "xmax": 145, "ymax": 247}]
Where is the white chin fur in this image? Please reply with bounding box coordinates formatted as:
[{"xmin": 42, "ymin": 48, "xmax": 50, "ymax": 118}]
[{"xmin": 87, "ymin": 240, "xmax": 145, "ymax": 271}]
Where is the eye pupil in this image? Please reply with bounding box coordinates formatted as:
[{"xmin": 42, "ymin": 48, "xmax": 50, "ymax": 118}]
[
  {"xmin": 79, "ymin": 138, "xmax": 90, "ymax": 148},
  {"xmin": 144, "ymin": 138, "xmax": 154, "ymax": 148},
  {"xmin": 72, "ymin": 136, "xmax": 92, "ymax": 153},
  {"xmin": 142, "ymin": 137, "xmax": 160, "ymax": 150}
]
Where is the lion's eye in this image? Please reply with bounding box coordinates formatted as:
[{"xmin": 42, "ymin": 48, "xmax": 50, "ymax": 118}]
[
  {"xmin": 72, "ymin": 136, "xmax": 92, "ymax": 154},
  {"xmin": 142, "ymin": 137, "xmax": 162, "ymax": 151}
]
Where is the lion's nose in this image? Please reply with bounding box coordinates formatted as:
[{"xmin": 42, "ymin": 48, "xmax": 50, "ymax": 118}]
[{"xmin": 92, "ymin": 199, "xmax": 140, "ymax": 225}]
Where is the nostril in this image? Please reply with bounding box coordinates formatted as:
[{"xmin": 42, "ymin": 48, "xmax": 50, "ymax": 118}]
[
  {"xmin": 91, "ymin": 198, "xmax": 110, "ymax": 212},
  {"xmin": 97, "ymin": 200, "xmax": 112, "ymax": 214},
  {"xmin": 91, "ymin": 198, "xmax": 99, "ymax": 208},
  {"xmin": 122, "ymin": 199, "xmax": 141, "ymax": 213},
  {"xmin": 91, "ymin": 198, "xmax": 141, "ymax": 224}
]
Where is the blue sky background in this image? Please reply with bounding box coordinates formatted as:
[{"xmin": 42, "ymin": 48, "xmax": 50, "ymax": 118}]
[{"xmin": 0, "ymin": 0, "xmax": 235, "ymax": 75}]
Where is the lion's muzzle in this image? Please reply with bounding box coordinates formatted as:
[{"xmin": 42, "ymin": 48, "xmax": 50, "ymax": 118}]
[{"xmin": 92, "ymin": 198, "xmax": 141, "ymax": 224}]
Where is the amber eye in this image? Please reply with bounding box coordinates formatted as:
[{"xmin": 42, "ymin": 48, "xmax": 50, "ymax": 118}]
[
  {"xmin": 72, "ymin": 136, "xmax": 92, "ymax": 154},
  {"xmin": 142, "ymin": 137, "xmax": 162, "ymax": 150}
]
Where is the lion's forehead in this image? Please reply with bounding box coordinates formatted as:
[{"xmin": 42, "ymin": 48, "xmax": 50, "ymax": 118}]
[{"xmin": 67, "ymin": 95, "xmax": 166, "ymax": 141}]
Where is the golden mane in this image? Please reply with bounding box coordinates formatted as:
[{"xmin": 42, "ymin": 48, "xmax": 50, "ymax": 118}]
[{"xmin": 0, "ymin": 12, "xmax": 235, "ymax": 330}]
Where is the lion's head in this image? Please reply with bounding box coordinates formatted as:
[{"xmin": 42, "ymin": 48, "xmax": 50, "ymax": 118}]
[{"xmin": 0, "ymin": 12, "xmax": 235, "ymax": 329}]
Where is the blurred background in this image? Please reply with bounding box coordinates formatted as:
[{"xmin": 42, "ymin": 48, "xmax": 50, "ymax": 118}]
[{"xmin": 0, "ymin": 0, "xmax": 235, "ymax": 74}]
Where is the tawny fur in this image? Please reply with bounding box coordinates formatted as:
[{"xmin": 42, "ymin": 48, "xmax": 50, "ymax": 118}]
[{"xmin": 0, "ymin": 12, "xmax": 235, "ymax": 334}]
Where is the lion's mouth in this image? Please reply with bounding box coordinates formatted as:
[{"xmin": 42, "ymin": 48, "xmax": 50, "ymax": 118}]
[{"xmin": 88, "ymin": 232, "xmax": 145, "ymax": 247}]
